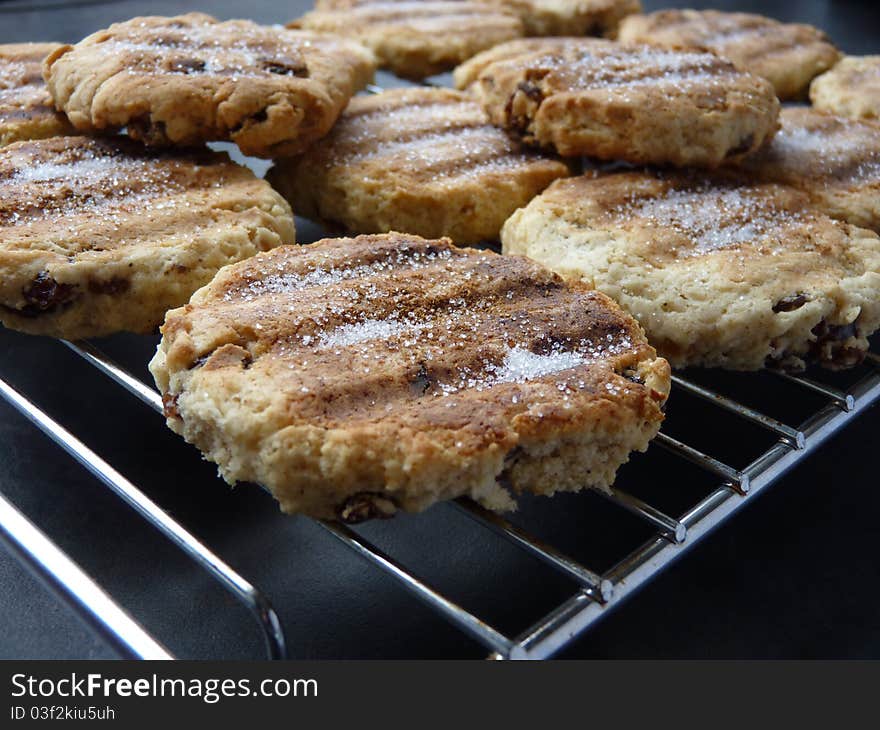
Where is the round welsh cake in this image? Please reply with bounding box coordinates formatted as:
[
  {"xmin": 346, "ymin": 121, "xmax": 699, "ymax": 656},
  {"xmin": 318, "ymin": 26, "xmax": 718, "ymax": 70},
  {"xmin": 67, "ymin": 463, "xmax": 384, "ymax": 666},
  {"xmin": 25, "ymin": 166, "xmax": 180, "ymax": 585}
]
[
  {"xmin": 470, "ymin": 38, "xmax": 780, "ymax": 166},
  {"xmin": 267, "ymin": 87, "xmax": 570, "ymax": 245},
  {"xmin": 0, "ymin": 136, "xmax": 295, "ymax": 339},
  {"xmin": 740, "ymin": 107, "xmax": 880, "ymax": 233},
  {"xmin": 489, "ymin": 0, "xmax": 641, "ymax": 37},
  {"xmin": 149, "ymin": 233, "xmax": 670, "ymax": 521},
  {"xmin": 502, "ymin": 171, "xmax": 880, "ymax": 371},
  {"xmin": 810, "ymin": 56, "xmax": 880, "ymax": 121},
  {"xmin": 293, "ymin": 1, "xmax": 523, "ymax": 80},
  {"xmin": 43, "ymin": 13, "xmax": 376, "ymax": 158},
  {"xmin": 617, "ymin": 9, "xmax": 839, "ymax": 100},
  {"xmin": 0, "ymin": 43, "xmax": 74, "ymax": 148}
]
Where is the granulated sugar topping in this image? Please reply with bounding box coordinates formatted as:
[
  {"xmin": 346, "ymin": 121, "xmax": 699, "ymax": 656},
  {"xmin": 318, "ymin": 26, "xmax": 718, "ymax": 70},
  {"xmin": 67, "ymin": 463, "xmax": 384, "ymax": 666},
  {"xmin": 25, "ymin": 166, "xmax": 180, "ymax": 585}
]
[
  {"xmin": 612, "ymin": 183, "xmax": 809, "ymax": 256},
  {"xmin": 210, "ymin": 236, "xmax": 647, "ymax": 408}
]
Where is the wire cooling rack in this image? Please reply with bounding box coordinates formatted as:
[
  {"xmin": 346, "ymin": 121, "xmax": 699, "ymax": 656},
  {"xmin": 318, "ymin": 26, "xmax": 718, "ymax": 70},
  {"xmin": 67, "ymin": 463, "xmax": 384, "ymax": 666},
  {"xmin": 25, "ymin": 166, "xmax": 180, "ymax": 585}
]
[
  {"xmin": 2, "ymin": 66, "xmax": 880, "ymax": 658},
  {"xmin": 1, "ymin": 335, "xmax": 878, "ymax": 659}
]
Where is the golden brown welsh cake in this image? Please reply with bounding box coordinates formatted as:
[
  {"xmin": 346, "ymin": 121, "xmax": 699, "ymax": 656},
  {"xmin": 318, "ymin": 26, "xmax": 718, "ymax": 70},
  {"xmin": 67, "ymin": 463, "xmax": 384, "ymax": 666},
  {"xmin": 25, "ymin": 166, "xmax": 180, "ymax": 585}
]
[
  {"xmin": 502, "ymin": 171, "xmax": 880, "ymax": 371},
  {"xmin": 741, "ymin": 107, "xmax": 880, "ymax": 232},
  {"xmin": 293, "ymin": 1, "xmax": 523, "ymax": 80},
  {"xmin": 469, "ymin": 39, "xmax": 780, "ymax": 166},
  {"xmin": 0, "ymin": 43, "xmax": 73, "ymax": 147},
  {"xmin": 316, "ymin": 0, "xmax": 640, "ymax": 38},
  {"xmin": 267, "ymin": 87, "xmax": 570, "ymax": 245},
  {"xmin": 42, "ymin": 13, "xmax": 375, "ymax": 158},
  {"xmin": 489, "ymin": 0, "xmax": 641, "ymax": 37},
  {"xmin": 617, "ymin": 9, "xmax": 839, "ymax": 100},
  {"xmin": 149, "ymin": 233, "xmax": 670, "ymax": 521},
  {"xmin": 0, "ymin": 136, "xmax": 295, "ymax": 339},
  {"xmin": 811, "ymin": 56, "xmax": 880, "ymax": 121}
]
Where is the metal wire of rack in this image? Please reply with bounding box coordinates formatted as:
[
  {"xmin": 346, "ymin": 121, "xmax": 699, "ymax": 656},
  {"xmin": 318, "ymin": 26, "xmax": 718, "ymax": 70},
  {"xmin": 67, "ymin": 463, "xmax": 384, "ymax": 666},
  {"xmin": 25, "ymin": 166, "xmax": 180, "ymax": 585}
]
[{"xmin": 1, "ymin": 336, "xmax": 878, "ymax": 660}]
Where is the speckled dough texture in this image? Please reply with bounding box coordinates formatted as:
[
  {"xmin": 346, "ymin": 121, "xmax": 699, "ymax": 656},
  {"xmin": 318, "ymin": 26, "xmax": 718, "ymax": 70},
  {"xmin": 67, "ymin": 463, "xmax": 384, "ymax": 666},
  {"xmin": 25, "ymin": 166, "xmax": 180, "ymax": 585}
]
[
  {"xmin": 470, "ymin": 39, "xmax": 780, "ymax": 166},
  {"xmin": 149, "ymin": 233, "xmax": 670, "ymax": 521},
  {"xmin": 741, "ymin": 107, "xmax": 880, "ymax": 233},
  {"xmin": 810, "ymin": 56, "xmax": 880, "ymax": 121},
  {"xmin": 617, "ymin": 9, "xmax": 839, "ymax": 100},
  {"xmin": 501, "ymin": 171, "xmax": 880, "ymax": 371},
  {"xmin": 293, "ymin": 1, "xmax": 523, "ymax": 80},
  {"xmin": 0, "ymin": 136, "xmax": 295, "ymax": 339},
  {"xmin": 42, "ymin": 13, "xmax": 376, "ymax": 158},
  {"xmin": 0, "ymin": 43, "xmax": 74, "ymax": 147},
  {"xmin": 267, "ymin": 87, "xmax": 570, "ymax": 245}
]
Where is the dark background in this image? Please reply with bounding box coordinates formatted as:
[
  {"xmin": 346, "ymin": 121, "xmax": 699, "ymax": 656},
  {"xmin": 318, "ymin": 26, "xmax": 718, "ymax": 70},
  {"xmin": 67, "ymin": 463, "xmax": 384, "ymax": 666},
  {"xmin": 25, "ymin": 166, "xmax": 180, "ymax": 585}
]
[{"xmin": 0, "ymin": 0, "xmax": 877, "ymax": 659}]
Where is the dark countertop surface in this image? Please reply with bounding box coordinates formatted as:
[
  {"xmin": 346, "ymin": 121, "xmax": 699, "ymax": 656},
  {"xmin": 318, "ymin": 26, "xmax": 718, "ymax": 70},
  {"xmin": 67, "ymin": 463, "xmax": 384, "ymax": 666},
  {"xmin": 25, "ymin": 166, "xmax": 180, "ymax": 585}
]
[{"xmin": 0, "ymin": 0, "xmax": 877, "ymax": 659}]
